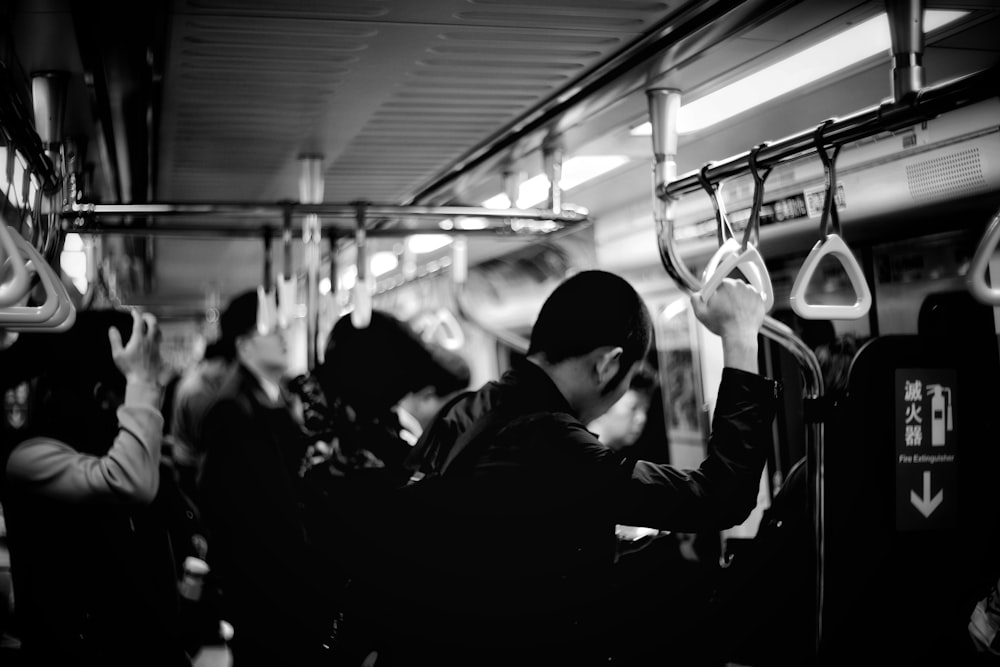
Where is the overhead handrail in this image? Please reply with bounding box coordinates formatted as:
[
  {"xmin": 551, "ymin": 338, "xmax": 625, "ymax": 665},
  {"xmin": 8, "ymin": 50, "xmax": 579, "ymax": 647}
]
[
  {"xmin": 0, "ymin": 222, "xmax": 32, "ymax": 307},
  {"xmin": 967, "ymin": 206, "xmax": 1000, "ymax": 305},
  {"xmin": 695, "ymin": 143, "xmax": 775, "ymax": 313},
  {"xmin": 0, "ymin": 230, "xmax": 75, "ymax": 330},
  {"xmin": 697, "ymin": 162, "xmax": 735, "ymax": 246},
  {"xmin": 790, "ymin": 120, "xmax": 872, "ymax": 320}
]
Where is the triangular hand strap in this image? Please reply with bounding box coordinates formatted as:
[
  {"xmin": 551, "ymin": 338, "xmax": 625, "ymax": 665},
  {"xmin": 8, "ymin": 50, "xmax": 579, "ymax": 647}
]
[
  {"xmin": 696, "ymin": 237, "xmax": 774, "ymax": 313},
  {"xmin": 968, "ymin": 209, "xmax": 1000, "ymax": 305},
  {"xmin": 0, "ymin": 222, "xmax": 32, "ymax": 308},
  {"xmin": 790, "ymin": 233, "xmax": 872, "ymax": 320},
  {"xmin": 0, "ymin": 231, "xmax": 75, "ymax": 329}
]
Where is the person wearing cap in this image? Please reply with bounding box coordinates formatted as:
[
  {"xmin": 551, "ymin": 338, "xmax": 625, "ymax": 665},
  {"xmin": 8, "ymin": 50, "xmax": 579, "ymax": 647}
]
[
  {"xmin": 0, "ymin": 309, "xmax": 190, "ymax": 666},
  {"xmin": 197, "ymin": 290, "xmax": 336, "ymax": 667}
]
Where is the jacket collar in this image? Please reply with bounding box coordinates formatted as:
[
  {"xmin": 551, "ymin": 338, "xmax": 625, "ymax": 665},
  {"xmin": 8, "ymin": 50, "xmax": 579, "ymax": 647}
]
[{"xmin": 500, "ymin": 357, "xmax": 577, "ymax": 418}]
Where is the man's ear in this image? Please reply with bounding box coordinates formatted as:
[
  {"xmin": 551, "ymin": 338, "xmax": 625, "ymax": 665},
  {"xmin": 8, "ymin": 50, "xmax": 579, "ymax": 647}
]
[{"xmin": 593, "ymin": 346, "xmax": 623, "ymax": 384}]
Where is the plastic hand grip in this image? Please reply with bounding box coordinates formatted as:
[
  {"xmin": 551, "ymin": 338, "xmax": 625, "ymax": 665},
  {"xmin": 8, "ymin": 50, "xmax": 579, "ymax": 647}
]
[
  {"xmin": 0, "ymin": 234, "xmax": 62, "ymax": 329},
  {"xmin": 277, "ymin": 275, "xmax": 297, "ymax": 328},
  {"xmin": 790, "ymin": 234, "xmax": 872, "ymax": 320},
  {"xmin": 0, "ymin": 223, "xmax": 32, "ymax": 307},
  {"xmin": 256, "ymin": 286, "xmax": 279, "ymax": 335},
  {"xmin": 696, "ymin": 238, "xmax": 774, "ymax": 313},
  {"xmin": 968, "ymin": 209, "xmax": 1000, "ymax": 305},
  {"xmin": 351, "ymin": 279, "xmax": 372, "ymax": 329}
]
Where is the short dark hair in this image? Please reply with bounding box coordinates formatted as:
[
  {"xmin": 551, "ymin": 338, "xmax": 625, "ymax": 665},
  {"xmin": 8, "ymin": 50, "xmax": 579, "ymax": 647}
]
[
  {"xmin": 219, "ymin": 289, "xmax": 259, "ymax": 344},
  {"xmin": 528, "ymin": 270, "xmax": 652, "ymax": 387},
  {"xmin": 319, "ymin": 310, "xmax": 464, "ymax": 415}
]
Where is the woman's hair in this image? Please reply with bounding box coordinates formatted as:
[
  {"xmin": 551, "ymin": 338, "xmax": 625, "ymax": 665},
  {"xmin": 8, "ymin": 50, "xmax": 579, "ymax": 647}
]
[{"xmin": 7, "ymin": 310, "xmax": 135, "ymax": 455}]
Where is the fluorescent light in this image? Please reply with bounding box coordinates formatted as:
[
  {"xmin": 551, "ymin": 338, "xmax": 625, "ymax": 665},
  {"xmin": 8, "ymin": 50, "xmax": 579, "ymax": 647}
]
[
  {"xmin": 630, "ymin": 9, "xmax": 966, "ymax": 136},
  {"xmin": 456, "ymin": 217, "xmax": 489, "ymax": 230},
  {"xmin": 482, "ymin": 155, "xmax": 629, "ymax": 208},
  {"xmin": 407, "ymin": 234, "xmax": 453, "ymax": 254},
  {"xmin": 370, "ymin": 251, "xmax": 399, "ymax": 276}
]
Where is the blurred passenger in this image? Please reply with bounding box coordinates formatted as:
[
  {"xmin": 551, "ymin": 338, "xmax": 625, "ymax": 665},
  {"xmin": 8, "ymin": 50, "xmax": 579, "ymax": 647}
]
[
  {"xmin": 288, "ymin": 309, "xmax": 473, "ymax": 664},
  {"xmin": 0, "ymin": 309, "xmax": 190, "ymax": 666},
  {"xmin": 294, "ymin": 310, "xmax": 472, "ymax": 479},
  {"xmin": 197, "ymin": 290, "xmax": 335, "ymax": 667},
  {"xmin": 395, "ymin": 345, "xmax": 471, "ymax": 443},
  {"xmin": 365, "ymin": 270, "xmax": 778, "ymax": 667},
  {"xmin": 170, "ymin": 339, "xmax": 233, "ymax": 505},
  {"xmin": 587, "ymin": 362, "xmax": 656, "ymax": 451}
]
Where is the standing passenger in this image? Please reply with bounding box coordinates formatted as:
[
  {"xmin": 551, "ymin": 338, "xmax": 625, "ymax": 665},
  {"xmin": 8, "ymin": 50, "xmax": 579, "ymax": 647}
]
[
  {"xmin": 0, "ymin": 309, "xmax": 190, "ymax": 667},
  {"xmin": 369, "ymin": 270, "xmax": 778, "ymax": 667},
  {"xmin": 197, "ymin": 290, "xmax": 335, "ymax": 667}
]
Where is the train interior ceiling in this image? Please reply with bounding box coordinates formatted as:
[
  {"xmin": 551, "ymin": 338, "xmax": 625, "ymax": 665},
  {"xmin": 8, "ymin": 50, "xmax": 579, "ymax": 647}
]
[{"xmin": 2, "ymin": 3, "xmax": 1000, "ymax": 419}]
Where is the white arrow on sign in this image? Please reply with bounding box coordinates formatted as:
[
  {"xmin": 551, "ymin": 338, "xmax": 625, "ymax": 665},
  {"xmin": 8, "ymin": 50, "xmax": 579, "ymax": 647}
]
[{"xmin": 910, "ymin": 470, "xmax": 944, "ymax": 518}]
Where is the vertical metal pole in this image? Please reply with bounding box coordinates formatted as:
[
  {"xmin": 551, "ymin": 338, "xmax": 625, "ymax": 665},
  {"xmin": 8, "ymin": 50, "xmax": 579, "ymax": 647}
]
[
  {"xmin": 352, "ymin": 202, "xmax": 371, "ymax": 329},
  {"xmin": 263, "ymin": 227, "xmax": 273, "ymax": 291},
  {"xmin": 299, "ymin": 155, "xmax": 324, "ymax": 369},
  {"xmin": 543, "ymin": 144, "xmax": 563, "ymax": 213},
  {"xmin": 282, "ymin": 206, "xmax": 293, "ymax": 282},
  {"xmin": 647, "ymin": 88, "xmax": 699, "ymax": 290},
  {"xmin": 886, "ymin": 0, "xmax": 925, "ymax": 102}
]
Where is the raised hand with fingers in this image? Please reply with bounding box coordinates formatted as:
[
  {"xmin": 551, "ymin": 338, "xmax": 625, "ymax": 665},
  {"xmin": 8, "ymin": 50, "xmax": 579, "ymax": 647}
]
[
  {"xmin": 108, "ymin": 309, "xmax": 163, "ymax": 386},
  {"xmin": 690, "ymin": 278, "xmax": 765, "ymax": 373}
]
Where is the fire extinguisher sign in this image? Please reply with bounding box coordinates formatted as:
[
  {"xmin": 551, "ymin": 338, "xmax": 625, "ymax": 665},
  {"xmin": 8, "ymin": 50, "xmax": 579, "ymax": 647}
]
[{"xmin": 895, "ymin": 368, "xmax": 958, "ymax": 531}]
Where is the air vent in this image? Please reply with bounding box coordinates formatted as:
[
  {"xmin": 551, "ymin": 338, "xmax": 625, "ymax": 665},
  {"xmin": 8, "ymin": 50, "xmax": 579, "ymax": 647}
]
[{"xmin": 906, "ymin": 147, "xmax": 988, "ymax": 201}]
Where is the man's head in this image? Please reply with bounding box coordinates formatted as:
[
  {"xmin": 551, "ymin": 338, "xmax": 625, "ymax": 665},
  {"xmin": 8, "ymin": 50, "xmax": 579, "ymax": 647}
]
[
  {"xmin": 398, "ymin": 344, "xmax": 472, "ymax": 429},
  {"xmin": 588, "ymin": 363, "xmax": 657, "ymax": 451},
  {"xmin": 319, "ymin": 310, "xmax": 467, "ymax": 418},
  {"xmin": 527, "ymin": 270, "xmax": 653, "ymax": 424},
  {"xmin": 220, "ymin": 289, "xmax": 288, "ymax": 379}
]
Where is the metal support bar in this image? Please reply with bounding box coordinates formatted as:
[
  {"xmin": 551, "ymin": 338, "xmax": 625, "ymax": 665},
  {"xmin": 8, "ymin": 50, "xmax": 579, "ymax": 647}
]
[
  {"xmin": 662, "ymin": 63, "xmax": 1000, "ymax": 199},
  {"xmin": 282, "ymin": 206, "xmax": 293, "ymax": 280},
  {"xmin": 543, "ymin": 144, "xmax": 563, "ymax": 214},
  {"xmin": 62, "ymin": 222, "xmax": 577, "ymax": 239},
  {"xmin": 886, "ymin": 0, "xmax": 925, "ymax": 102},
  {"xmin": 65, "ymin": 202, "xmax": 591, "ymax": 222},
  {"xmin": 262, "ymin": 227, "xmax": 273, "ymax": 291}
]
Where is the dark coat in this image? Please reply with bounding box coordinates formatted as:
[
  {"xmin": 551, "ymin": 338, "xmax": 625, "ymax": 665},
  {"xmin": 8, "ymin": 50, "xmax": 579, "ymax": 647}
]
[
  {"xmin": 367, "ymin": 360, "xmax": 779, "ymax": 666},
  {"xmin": 197, "ymin": 364, "xmax": 334, "ymax": 666}
]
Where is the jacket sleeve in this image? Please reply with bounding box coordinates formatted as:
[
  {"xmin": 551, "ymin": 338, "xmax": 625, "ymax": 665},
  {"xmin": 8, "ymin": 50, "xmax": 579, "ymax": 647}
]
[
  {"xmin": 616, "ymin": 367, "xmax": 779, "ymax": 531},
  {"xmin": 5, "ymin": 379, "xmax": 163, "ymax": 504}
]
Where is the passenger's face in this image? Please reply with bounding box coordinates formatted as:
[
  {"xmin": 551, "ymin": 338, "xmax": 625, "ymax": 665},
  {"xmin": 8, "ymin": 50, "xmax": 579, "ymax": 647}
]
[
  {"xmin": 239, "ymin": 327, "xmax": 288, "ymax": 375},
  {"xmin": 590, "ymin": 388, "xmax": 650, "ymax": 450}
]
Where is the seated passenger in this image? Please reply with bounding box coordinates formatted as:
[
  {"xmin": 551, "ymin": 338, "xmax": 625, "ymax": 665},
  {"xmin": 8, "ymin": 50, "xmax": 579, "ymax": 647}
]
[
  {"xmin": 0, "ymin": 309, "xmax": 190, "ymax": 667},
  {"xmin": 363, "ymin": 269, "xmax": 778, "ymax": 667}
]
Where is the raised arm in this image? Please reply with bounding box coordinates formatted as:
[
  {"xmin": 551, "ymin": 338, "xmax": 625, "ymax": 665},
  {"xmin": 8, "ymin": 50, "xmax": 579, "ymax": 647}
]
[
  {"xmin": 6, "ymin": 310, "xmax": 165, "ymax": 504},
  {"xmin": 619, "ymin": 279, "xmax": 777, "ymax": 530}
]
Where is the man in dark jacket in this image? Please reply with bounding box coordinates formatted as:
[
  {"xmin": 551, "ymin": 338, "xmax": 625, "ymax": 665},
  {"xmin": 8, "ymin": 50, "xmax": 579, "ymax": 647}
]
[
  {"xmin": 369, "ymin": 270, "xmax": 777, "ymax": 667},
  {"xmin": 197, "ymin": 290, "xmax": 335, "ymax": 666}
]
